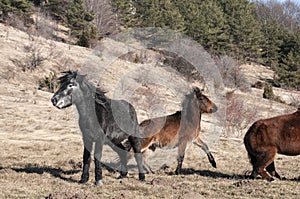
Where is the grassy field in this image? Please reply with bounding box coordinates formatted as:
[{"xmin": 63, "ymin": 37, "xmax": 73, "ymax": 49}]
[
  {"xmin": 0, "ymin": 86, "xmax": 299, "ymax": 198},
  {"xmin": 0, "ymin": 23, "xmax": 299, "ymax": 199}
]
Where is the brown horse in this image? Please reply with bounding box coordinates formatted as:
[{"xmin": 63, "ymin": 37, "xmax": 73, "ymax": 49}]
[
  {"xmin": 244, "ymin": 108, "xmax": 300, "ymax": 181},
  {"xmin": 139, "ymin": 86, "xmax": 218, "ymax": 174}
]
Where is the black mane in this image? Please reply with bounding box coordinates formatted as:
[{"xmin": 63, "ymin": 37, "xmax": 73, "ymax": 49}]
[
  {"xmin": 51, "ymin": 69, "xmax": 145, "ymax": 184},
  {"xmin": 58, "ymin": 70, "xmax": 78, "ymax": 84}
]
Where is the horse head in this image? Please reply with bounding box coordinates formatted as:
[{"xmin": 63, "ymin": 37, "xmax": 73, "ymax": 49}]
[
  {"xmin": 193, "ymin": 86, "xmax": 217, "ymax": 113},
  {"xmin": 51, "ymin": 70, "xmax": 87, "ymax": 109}
]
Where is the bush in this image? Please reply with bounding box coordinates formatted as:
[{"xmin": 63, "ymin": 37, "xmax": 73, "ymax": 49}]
[
  {"xmin": 38, "ymin": 70, "xmax": 59, "ymax": 93},
  {"xmin": 215, "ymin": 55, "xmax": 250, "ymax": 92},
  {"xmin": 251, "ymin": 81, "xmax": 264, "ymax": 89},
  {"xmin": 224, "ymin": 92, "xmax": 257, "ymax": 137},
  {"xmin": 263, "ymin": 83, "xmax": 285, "ymax": 103},
  {"xmin": 11, "ymin": 42, "xmax": 48, "ymax": 71}
]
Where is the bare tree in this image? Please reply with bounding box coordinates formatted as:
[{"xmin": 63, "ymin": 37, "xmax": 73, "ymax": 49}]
[
  {"xmin": 255, "ymin": 0, "xmax": 300, "ymax": 32},
  {"xmin": 215, "ymin": 55, "xmax": 250, "ymax": 92},
  {"xmin": 85, "ymin": 0, "xmax": 120, "ymax": 38},
  {"xmin": 224, "ymin": 92, "xmax": 258, "ymax": 137}
]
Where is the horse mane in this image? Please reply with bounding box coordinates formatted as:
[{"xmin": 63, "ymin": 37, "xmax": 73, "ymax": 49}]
[
  {"xmin": 58, "ymin": 70, "xmax": 109, "ymax": 107},
  {"xmin": 58, "ymin": 70, "xmax": 78, "ymax": 84},
  {"xmin": 181, "ymin": 89, "xmax": 199, "ymax": 122}
]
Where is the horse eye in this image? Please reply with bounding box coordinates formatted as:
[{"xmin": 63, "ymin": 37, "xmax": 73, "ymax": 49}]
[{"xmin": 68, "ymin": 84, "xmax": 73, "ymax": 88}]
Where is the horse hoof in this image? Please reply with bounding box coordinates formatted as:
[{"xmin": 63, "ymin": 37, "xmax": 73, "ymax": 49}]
[
  {"xmin": 95, "ymin": 180, "xmax": 103, "ymax": 186},
  {"xmin": 79, "ymin": 178, "xmax": 89, "ymax": 184},
  {"xmin": 211, "ymin": 161, "xmax": 217, "ymax": 168},
  {"xmin": 139, "ymin": 173, "xmax": 145, "ymax": 181},
  {"xmin": 117, "ymin": 173, "xmax": 127, "ymax": 179},
  {"xmin": 267, "ymin": 177, "xmax": 275, "ymax": 182}
]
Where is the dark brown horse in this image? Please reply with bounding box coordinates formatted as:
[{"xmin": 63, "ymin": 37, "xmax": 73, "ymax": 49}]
[
  {"xmin": 244, "ymin": 108, "xmax": 300, "ymax": 181},
  {"xmin": 139, "ymin": 86, "xmax": 218, "ymax": 174}
]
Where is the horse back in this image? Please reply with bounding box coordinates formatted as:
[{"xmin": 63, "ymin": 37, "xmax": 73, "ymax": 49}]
[{"xmin": 244, "ymin": 110, "xmax": 300, "ymax": 156}]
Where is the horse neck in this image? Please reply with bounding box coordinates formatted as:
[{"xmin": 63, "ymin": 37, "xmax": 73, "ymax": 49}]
[
  {"xmin": 74, "ymin": 82, "xmax": 96, "ymax": 117},
  {"xmin": 182, "ymin": 95, "xmax": 201, "ymax": 124}
]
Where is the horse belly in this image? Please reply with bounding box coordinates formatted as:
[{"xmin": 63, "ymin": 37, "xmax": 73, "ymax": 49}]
[
  {"xmin": 277, "ymin": 140, "xmax": 300, "ymax": 156},
  {"xmin": 157, "ymin": 128, "xmax": 180, "ymax": 149},
  {"xmin": 277, "ymin": 127, "xmax": 300, "ymax": 155}
]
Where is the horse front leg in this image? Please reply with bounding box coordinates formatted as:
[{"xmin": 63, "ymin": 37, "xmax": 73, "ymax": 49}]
[
  {"xmin": 80, "ymin": 140, "xmax": 92, "ymax": 184},
  {"xmin": 175, "ymin": 141, "xmax": 188, "ymax": 175},
  {"xmin": 193, "ymin": 136, "xmax": 217, "ymax": 168},
  {"xmin": 94, "ymin": 139, "xmax": 104, "ymax": 186}
]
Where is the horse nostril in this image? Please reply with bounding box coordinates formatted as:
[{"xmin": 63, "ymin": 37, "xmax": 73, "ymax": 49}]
[
  {"xmin": 212, "ymin": 106, "xmax": 218, "ymax": 113},
  {"xmin": 51, "ymin": 96, "xmax": 57, "ymax": 106}
]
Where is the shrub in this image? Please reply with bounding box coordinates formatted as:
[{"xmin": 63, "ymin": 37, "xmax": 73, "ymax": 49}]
[
  {"xmin": 38, "ymin": 70, "xmax": 59, "ymax": 93},
  {"xmin": 224, "ymin": 92, "xmax": 258, "ymax": 137},
  {"xmin": 251, "ymin": 81, "xmax": 264, "ymax": 89},
  {"xmin": 263, "ymin": 83, "xmax": 285, "ymax": 103},
  {"xmin": 11, "ymin": 42, "xmax": 47, "ymax": 71},
  {"xmin": 215, "ymin": 55, "xmax": 250, "ymax": 92}
]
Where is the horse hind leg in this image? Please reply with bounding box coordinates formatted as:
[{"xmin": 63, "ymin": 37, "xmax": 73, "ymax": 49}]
[
  {"xmin": 252, "ymin": 149, "xmax": 277, "ymax": 181},
  {"xmin": 128, "ymin": 136, "xmax": 145, "ymax": 181},
  {"xmin": 193, "ymin": 136, "xmax": 217, "ymax": 168},
  {"xmin": 141, "ymin": 150, "xmax": 155, "ymax": 174},
  {"xmin": 266, "ymin": 161, "xmax": 282, "ymax": 179},
  {"xmin": 114, "ymin": 143, "xmax": 129, "ymax": 179}
]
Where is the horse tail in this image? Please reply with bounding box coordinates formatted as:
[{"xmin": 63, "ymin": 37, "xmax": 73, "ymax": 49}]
[{"xmin": 244, "ymin": 122, "xmax": 259, "ymax": 166}]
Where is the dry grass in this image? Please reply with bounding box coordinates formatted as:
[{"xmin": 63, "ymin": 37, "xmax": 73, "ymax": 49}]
[{"xmin": 0, "ymin": 23, "xmax": 299, "ymax": 199}]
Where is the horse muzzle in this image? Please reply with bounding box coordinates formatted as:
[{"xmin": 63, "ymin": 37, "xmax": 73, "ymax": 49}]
[
  {"xmin": 51, "ymin": 95, "xmax": 72, "ymax": 109},
  {"xmin": 211, "ymin": 105, "xmax": 218, "ymax": 113},
  {"xmin": 51, "ymin": 96, "xmax": 58, "ymax": 106}
]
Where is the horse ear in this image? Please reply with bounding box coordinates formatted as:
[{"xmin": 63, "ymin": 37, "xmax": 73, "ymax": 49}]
[
  {"xmin": 76, "ymin": 73, "xmax": 87, "ymax": 83},
  {"xmin": 193, "ymin": 86, "xmax": 202, "ymax": 95}
]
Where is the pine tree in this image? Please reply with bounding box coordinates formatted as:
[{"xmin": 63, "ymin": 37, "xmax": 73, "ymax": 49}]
[
  {"xmin": 276, "ymin": 32, "xmax": 300, "ymax": 89},
  {"xmin": 217, "ymin": 0, "xmax": 263, "ymax": 61},
  {"xmin": 67, "ymin": 0, "xmax": 97, "ymax": 47},
  {"xmin": 43, "ymin": 0, "xmax": 71, "ymax": 21},
  {"xmin": 111, "ymin": 0, "xmax": 136, "ymax": 28},
  {"xmin": 259, "ymin": 19, "xmax": 283, "ymax": 67},
  {"xmin": 191, "ymin": 0, "xmax": 227, "ymax": 54},
  {"xmin": 128, "ymin": 0, "xmax": 186, "ymax": 32},
  {"xmin": 0, "ymin": 0, "xmax": 33, "ymax": 24}
]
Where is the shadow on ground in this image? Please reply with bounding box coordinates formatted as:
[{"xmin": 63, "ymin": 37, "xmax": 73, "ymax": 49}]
[
  {"xmin": 167, "ymin": 168, "xmax": 248, "ymax": 180},
  {"xmin": 167, "ymin": 168, "xmax": 300, "ymax": 182},
  {"xmin": 1, "ymin": 165, "xmax": 81, "ymax": 183}
]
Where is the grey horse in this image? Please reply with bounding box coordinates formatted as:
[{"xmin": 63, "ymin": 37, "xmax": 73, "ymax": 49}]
[{"xmin": 51, "ymin": 71, "xmax": 145, "ymax": 185}]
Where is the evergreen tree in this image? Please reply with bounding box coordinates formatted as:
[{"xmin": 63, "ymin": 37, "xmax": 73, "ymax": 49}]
[
  {"xmin": 111, "ymin": 0, "xmax": 136, "ymax": 28},
  {"xmin": 0, "ymin": 0, "xmax": 33, "ymax": 24},
  {"xmin": 43, "ymin": 0, "xmax": 71, "ymax": 21},
  {"xmin": 175, "ymin": 0, "xmax": 227, "ymax": 54},
  {"xmin": 259, "ymin": 19, "xmax": 283, "ymax": 67},
  {"xmin": 217, "ymin": 0, "xmax": 263, "ymax": 61},
  {"xmin": 133, "ymin": 0, "xmax": 185, "ymax": 32},
  {"xmin": 67, "ymin": 0, "xmax": 97, "ymax": 47},
  {"xmin": 275, "ymin": 31, "xmax": 300, "ymax": 89}
]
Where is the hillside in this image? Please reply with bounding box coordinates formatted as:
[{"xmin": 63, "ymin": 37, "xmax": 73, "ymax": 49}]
[{"xmin": 0, "ymin": 23, "xmax": 299, "ymax": 198}]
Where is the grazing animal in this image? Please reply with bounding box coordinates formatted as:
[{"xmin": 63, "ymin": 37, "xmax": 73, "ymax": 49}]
[
  {"xmin": 244, "ymin": 108, "xmax": 300, "ymax": 181},
  {"xmin": 51, "ymin": 71, "xmax": 145, "ymax": 185},
  {"xmin": 139, "ymin": 87, "xmax": 218, "ymax": 174}
]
